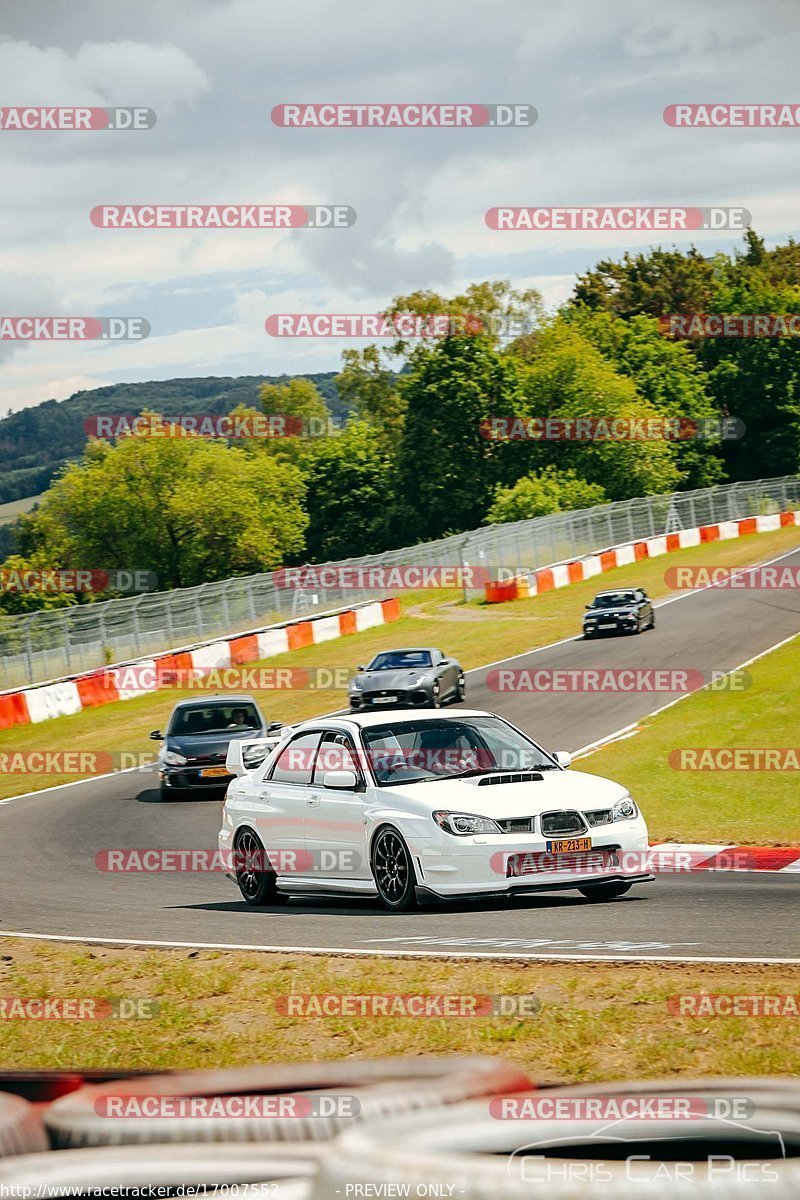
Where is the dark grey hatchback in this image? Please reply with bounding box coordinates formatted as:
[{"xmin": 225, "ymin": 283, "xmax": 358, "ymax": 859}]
[
  {"xmin": 583, "ymin": 588, "xmax": 655, "ymax": 638},
  {"xmin": 151, "ymin": 695, "xmax": 276, "ymax": 798}
]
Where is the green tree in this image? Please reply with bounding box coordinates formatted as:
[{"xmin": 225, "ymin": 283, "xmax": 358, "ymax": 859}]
[
  {"xmin": 300, "ymin": 420, "xmax": 395, "ymax": 561},
  {"xmin": 335, "ymin": 347, "xmax": 405, "ymax": 437},
  {"xmin": 564, "ymin": 307, "xmax": 726, "ymax": 488},
  {"xmin": 259, "ymin": 378, "xmax": 331, "ymax": 429},
  {"xmin": 487, "ymin": 466, "xmax": 607, "ymax": 524},
  {"xmin": 393, "ymin": 337, "xmax": 526, "ymax": 541},
  {"xmin": 17, "ymin": 419, "xmax": 308, "ymax": 590},
  {"xmin": 508, "ymin": 319, "xmax": 683, "ymax": 500}
]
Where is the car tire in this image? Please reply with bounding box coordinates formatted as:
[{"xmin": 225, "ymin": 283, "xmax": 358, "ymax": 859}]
[
  {"xmin": 578, "ymin": 882, "xmax": 633, "ymax": 901},
  {"xmin": 455, "ymin": 674, "xmax": 466, "ymax": 702},
  {"xmin": 649, "ymin": 612, "xmax": 656, "ymax": 630},
  {"xmin": 233, "ymin": 829, "xmax": 289, "ymax": 907},
  {"xmin": 371, "ymin": 828, "xmax": 418, "ymax": 911},
  {"xmin": 430, "ymin": 683, "xmax": 441, "ymax": 709}
]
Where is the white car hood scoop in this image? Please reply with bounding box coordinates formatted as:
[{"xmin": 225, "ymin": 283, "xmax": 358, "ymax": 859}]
[{"xmin": 474, "ymin": 771, "xmax": 545, "ymax": 786}]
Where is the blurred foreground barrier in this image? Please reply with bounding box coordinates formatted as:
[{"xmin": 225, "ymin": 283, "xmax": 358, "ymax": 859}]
[
  {"xmin": 44, "ymin": 1056, "xmax": 532, "ymax": 1148},
  {"xmin": 312, "ymin": 1076, "xmax": 800, "ymax": 1197}
]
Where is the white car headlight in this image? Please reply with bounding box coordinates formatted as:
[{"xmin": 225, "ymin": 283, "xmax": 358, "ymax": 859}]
[
  {"xmin": 433, "ymin": 810, "xmax": 502, "ymax": 836},
  {"xmin": 163, "ymin": 750, "xmax": 188, "ymax": 766},
  {"xmin": 413, "ymin": 674, "xmax": 430, "ymax": 685},
  {"xmin": 349, "ymin": 677, "xmax": 363, "ymax": 690},
  {"xmin": 611, "ymin": 795, "xmax": 638, "ymax": 821}
]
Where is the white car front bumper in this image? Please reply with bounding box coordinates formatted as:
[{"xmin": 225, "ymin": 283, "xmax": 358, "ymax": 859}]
[{"xmin": 411, "ymin": 817, "xmax": 652, "ymax": 898}]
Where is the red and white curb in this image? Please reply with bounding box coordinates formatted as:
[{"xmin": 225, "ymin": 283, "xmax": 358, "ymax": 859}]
[
  {"xmin": 652, "ymin": 843, "xmax": 800, "ymax": 872},
  {"xmin": 485, "ymin": 509, "xmax": 800, "ymax": 601},
  {"xmin": 0, "ymin": 598, "xmax": 401, "ymax": 730}
]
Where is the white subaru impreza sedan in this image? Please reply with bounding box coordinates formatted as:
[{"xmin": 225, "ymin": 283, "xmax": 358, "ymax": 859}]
[{"xmin": 219, "ymin": 709, "xmax": 652, "ymax": 911}]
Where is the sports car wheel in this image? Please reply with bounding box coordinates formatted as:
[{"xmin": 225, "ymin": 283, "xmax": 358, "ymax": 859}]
[
  {"xmin": 371, "ymin": 828, "xmax": 417, "ymax": 911},
  {"xmin": 578, "ymin": 882, "xmax": 633, "ymax": 901},
  {"xmin": 455, "ymin": 674, "xmax": 466, "ymax": 701},
  {"xmin": 234, "ymin": 829, "xmax": 289, "ymax": 906},
  {"xmin": 430, "ymin": 683, "xmax": 441, "ymax": 708}
]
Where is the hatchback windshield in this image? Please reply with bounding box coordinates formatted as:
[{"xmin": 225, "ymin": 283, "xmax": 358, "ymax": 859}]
[
  {"xmin": 592, "ymin": 592, "xmax": 636, "ymax": 609},
  {"xmin": 170, "ymin": 703, "xmax": 260, "ymax": 736},
  {"xmin": 367, "ymin": 650, "xmax": 433, "ymax": 671},
  {"xmin": 361, "ymin": 716, "xmax": 557, "ymax": 785}
]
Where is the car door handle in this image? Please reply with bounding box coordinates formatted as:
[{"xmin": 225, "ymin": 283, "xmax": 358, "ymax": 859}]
[
  {"xmin": 306, "ymin": 794, "xmax": 321, "ymax": 807},
  {"xmin": 258, "ymin": 790, "xmax": 271, "ymax": 802}
]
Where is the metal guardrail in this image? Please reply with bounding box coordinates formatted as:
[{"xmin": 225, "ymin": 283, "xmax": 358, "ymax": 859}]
[{"xmin": 2, "ymin": 474, "xmax": 799, "ymax": 690}]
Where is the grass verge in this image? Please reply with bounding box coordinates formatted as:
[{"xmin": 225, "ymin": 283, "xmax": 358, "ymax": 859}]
[
  {"xmin": 579, "ymin": 631, "xmax": 800, "ymax": 844},
  {"xmin": 2, "ymin": 524, "xmax": 799, "ymax": 804},
  {"xmin": 0, "ymin": 939, "xmax": 797, "ymax": 1078}
]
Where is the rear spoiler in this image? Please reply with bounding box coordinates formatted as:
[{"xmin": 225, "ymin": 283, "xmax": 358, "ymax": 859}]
[{"xmin": 226, "ymin": 723, "xmax": 290, "ymax": 777}]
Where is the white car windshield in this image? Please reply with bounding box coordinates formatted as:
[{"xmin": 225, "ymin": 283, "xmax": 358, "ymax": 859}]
[{"xmin": 361, "ymin": 716, "xmax": 557, "ymax": 785}]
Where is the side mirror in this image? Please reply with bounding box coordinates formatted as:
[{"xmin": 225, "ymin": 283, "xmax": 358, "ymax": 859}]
[
  {"xmin": 553, "ymin": 750, "xmax": 572, "ymax": 769},
  {"xmin": 149, "ymin": 730, "xmax": 163, "ymax": 741},
  {"xmin": 323, "ymin": 769, "xmax": 358, "ymax": 790},
  {"xmin": 357, "ymin": 665, "xmax": 366, "ymax": 673}
]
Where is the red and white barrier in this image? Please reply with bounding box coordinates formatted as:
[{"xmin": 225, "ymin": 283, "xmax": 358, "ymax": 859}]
[
  {"xmin": 486, "ymin": 509, "xmax": 800, "ymax": 602},
  {"xmin": 0, "ymin": 597, "xmax": 402, "ymax": 730}
]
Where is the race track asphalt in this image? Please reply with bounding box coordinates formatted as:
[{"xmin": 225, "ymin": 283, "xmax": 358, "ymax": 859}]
[{"xmin": 2, "ymin": 547, "xmax": 799, "ymax": 963}]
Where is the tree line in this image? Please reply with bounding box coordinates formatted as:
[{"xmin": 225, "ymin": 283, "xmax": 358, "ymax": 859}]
[{"xmin": 2, "ymin": 230, "xmax": 800, "ymax": 614}]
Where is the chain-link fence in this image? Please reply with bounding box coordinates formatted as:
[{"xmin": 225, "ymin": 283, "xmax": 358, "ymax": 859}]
[{"xmin": 2, "ymin": 474, "xmax": 799, "ymax": 690}]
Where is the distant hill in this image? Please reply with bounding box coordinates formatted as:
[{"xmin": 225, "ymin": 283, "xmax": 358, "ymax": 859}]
[{"xmin": 0, "ymin": 373, "xmax": 341, "ymax": 506}]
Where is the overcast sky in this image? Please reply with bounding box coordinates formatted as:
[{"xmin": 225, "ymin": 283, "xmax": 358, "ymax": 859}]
[{"xmin": 2, "ymin": 0, "xmax": 800, "ymax": 413}]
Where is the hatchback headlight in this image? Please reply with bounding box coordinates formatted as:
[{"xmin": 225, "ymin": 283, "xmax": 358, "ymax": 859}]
[
  {"xmin": 433, "ymin": 810, "xmax": 502, "ymax": 836},
  {"xmin": 163, "ymin": 750, "xmax": 188, "ymax": 766},
  {"xmin": 611, "ymin": 795, "xmax": 638, "ymax": 821}
]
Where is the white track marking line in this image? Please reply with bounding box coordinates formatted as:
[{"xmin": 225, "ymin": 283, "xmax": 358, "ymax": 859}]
[
  {"xmin": 3, "ymin": 544, "xmax": 800, "ymax": 804},
  {"xmin": 0, "ymin": 929, "xmax": 796, "ymax": 965}
]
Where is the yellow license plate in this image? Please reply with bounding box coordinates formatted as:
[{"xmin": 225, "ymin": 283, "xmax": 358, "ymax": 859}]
[
  {"xmin": 546, "ymin": 838, "xmax": 592, "ymax": 853},
  {"xmin": 200, "ymin": 766, "xmax": 229, "ymax": 778}
]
